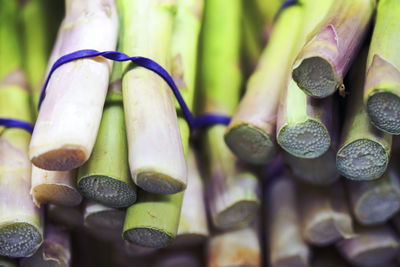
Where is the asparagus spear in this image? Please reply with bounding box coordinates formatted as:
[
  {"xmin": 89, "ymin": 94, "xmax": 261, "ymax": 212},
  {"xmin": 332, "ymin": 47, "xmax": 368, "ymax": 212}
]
[
  {"xmin": 268, "ymin": 173, "xmax": 310, "ymax": 267},
  {"xmin": 20, "ymin": 224, "xmax": 71, "ymax": 267},
  {"xmin": 337, "ymin": 225, "xmax": 400, "ymax": 267},
  {"xmin": 48, "ymin": 204, "xmax": 83, "ymax": 230},
  {"xmin": 299, "ymin": 182, "xmax": 353, "ymax": 246},
  {"xmin": 153, "ymin": 250, "xmax": 202, "ymax": 267},
  {"xmin": 0, "ymin": 257, "xmax": 17, "ymax": 267},
  {"xmin": 208, "ymin": 224, "xmax": 261, "ymax": 267},
  {"xmin": 174, "ymin": 148, "xmax": 208, "ymax": 246},
  {"xmin": 336, "ymin": 49, "xmax": 392, "ymax": 181},
  {"xmin": 78, "ymin": 63, "xmax": 136, "ymax": 208},
  {"xmin": 0, "ymin": 0, "xmax": 43, "ymax": 258},
  {"xmin": 224, "ymin": 1, "xmax": 305, "ymax": 164},
  {"xmin": 292, "ymin": 0, "xmax": 375, "ymax": 98},
  {"xmin": 346, "ymin": 169, "xmax": 400, "ymax": 225},
  {"xmin": 276, "ymin": 0, "xmax": 336, "ymax": 159},
  {"xmin": 29, "ymin": 0, "xmax": 119, "ymax": 171},
  {"xmin": 283, "ymin": 147, "xmax": 339, "ymax": 186},
  {"xmin": 119, "ymin": 0, "xmax": 187, "ymax": 194},
  {"xmin": 198, "ymin": 0, "xmax": 260, "ymax": 230},
  {"xmin": 364, "ymin": 0, "xmax": 400, "ymax": 135},
  {"xmin": 121, "ymin": 0, "xmax": 203, "ymax": 248}
]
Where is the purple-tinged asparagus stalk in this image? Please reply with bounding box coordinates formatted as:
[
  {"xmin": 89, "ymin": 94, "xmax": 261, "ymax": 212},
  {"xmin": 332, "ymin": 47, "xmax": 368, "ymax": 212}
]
[
  {"xmin": 31, "ymin": 168, "xmax": 82, "ymax": 207},
  {"xmin": 268, "ymin": 174, "xmax": 310, "ymax": 267},
  {"xmin": 224, "ymin": 2, "xmax": 304, "ymax": 165},
  {"xmin": 152, "ymin": 250, "xmax": 202, "ymax": 267},
  {"xmin": 299, "ymin": 182, "xmax": 353, "ymax": 246},
  {"xmin": 119, "ymin": 0, "xmax": 187, "ymax": 194},
  {"xmin": 364, "ymin": 0, "xmax": 400, "ymax": 135},
  {"xmin": 337, "ymin": 225, "xmax": 400, "ymax": 267},
  {"xmin": 20, "ymin": 224, "xmax": 71, "ymax": 267},
  {"xmin": 208, "ymin": 224, "xmax": 261, "ymax": 267},
  {"xmin": 0, "ymin": 0, "xmax": 43, "ymax": 258},
  {"xmin": 346, "ymin": 169, "xmax": 400, "ymax": 225},
  {"xmin": 282, "ymin": 145, "xmax": 339, "ymax": 185},
  {"xmin": 336, "ymin": 49, "xmax": 392, "ymax": 181},
  {"xmin": 173, "ymin": 148, "xmax": 208, "ymax": 247},
  {"xmin": 292, "ymin": 0, "xmax": 375, "ymax": 98},
  {"xmin": 48, "ymin": 204, "xmax": 83, "ymax": 230},
  {"xmin": 29, "ymin": 0, "xmax": 118, "ymax": 171}
]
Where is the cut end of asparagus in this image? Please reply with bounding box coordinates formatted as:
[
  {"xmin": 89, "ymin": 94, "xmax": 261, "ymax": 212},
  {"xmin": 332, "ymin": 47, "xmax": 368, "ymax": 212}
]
[
  {"xmin": 135, "ymin": 171, "xmax": 186, "ymax": 195},
  {"xmin": 31, "ymin": 147, "xmax": 87, "ymax": 171},
  {"xmin": 304, "ymin": 217, "xmax": 341, "ymax": 246},
  {"xmin": 214, "ymin": 200, "xmax": 259, "ymax": 230},
  {"xmin": 367, "ymin": 91, "xmax": 400, "ymax": 135},
  {"xmin": 0, "ymin": 223, "xmax": 42, "ymax": 258},
  {"xmin": 355, "ymin": 189, "xmax": 400, "ymax": 225},
  {"xmin": 79, "ymin": 175, "xmax": 136, "ymax": 208},
  {"xmin": 123, "ymin": 227, "xmax": 173, "ymax": 248},
  {"xmin": 278, "ymin": 119, "xmax": 330, "ymax": 159},
  {"xmin": 336, "ymin": 139, "xmax": 388, "ymax": 180},
  {"xmin": 32, "ymin": 184, "xmax": 82, "ymax": 207},
  {"xmin": 224, "ymin": 124, "xmax": 275, "ymax": 164},
  {"xmin": 292, "ymin": 57, "xmax": 338, "ymax": 98}
]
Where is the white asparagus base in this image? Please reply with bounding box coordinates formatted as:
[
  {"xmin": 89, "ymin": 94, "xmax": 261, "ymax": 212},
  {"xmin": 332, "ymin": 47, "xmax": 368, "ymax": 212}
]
[{"xmin": 29, "ymin": 0, "xmax": 118, "ymax": 171}]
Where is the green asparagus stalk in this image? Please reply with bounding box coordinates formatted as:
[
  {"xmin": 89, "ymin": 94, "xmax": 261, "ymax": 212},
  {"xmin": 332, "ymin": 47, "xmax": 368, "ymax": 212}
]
[
  {"xmin": 78, "ymin": 63, "xmax": 136, "ymax": 208},
  {"xmin": 121, "ymin": 0, "xmax": 203, "ymax": 248},
  {"xmin": 299, "ymin": 182, "xmax": 353, "ymax": 246},
  {"xmin": 208, "ymin": 224, "xmax": 261, "ymax": 267},
  {"xmin": 292, "ymin": 0, "xmax": 375, "ymax": 98},
  {"xmin": 48, "ymin": 204, "xmax": 83, "ymax": 230},
  {"xmin": 346, "ymin": 169, "xmax": 400, "ymax": 225},
  {"xmin": 29, "ymin": 0, "xmax": 119, "ymax": 171},
  {"xmin": 119, "ymin": 0, "xmax": 187, "ymax": 194},
  {"xmin": 283, "ymin": 148, "xmax": 339, "ymax": 185},
  {"xmin": 199, "ymin": 0, "xmax": 260, "ymax": 230},
  {"xmin": 0, "ymin": 0, "xmax": 43, "ymax": 258},
  {"xmin": 224, "ymin": 2, "xmax": 306, "ymax": 164},
  {"xmin": 268, "ymin": 174, "xmax": 310, "ymax": 267},
  {"xmin": 20, "ymin": 224, "xmax": 71, "ymax": 267},
  {"xmin": 364, "ymin": 0, "xmax": 400, "ymax": 135},
  {"xmin": 276, "ymin": 0, "xmax": 336, "ymax": 159},
  {"xmin": 336, "ymin": 49, "xmax": 392, "ymax": 181},
  {"xmin": 174, "ymin": 148, "xmax": 208, "ymax": 246},
  {"xmin": 336, "ymin": 225, "xmax": 400, "ymax": 267}
]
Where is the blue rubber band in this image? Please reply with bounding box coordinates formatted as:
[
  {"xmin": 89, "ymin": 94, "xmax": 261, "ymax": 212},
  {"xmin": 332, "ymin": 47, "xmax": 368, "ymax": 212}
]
[
  {"xmin": 39, "ymin": 49, "xmax": 231, "ymax": 131},
  {"xmin": 0, "ymin": 118, "xmax": 34, "ymax": 134}
]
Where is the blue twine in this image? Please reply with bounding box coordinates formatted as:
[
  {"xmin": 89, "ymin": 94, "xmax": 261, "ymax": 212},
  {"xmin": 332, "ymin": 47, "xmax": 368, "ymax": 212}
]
[
  {"xmin": 0, "ymin": 118, "xmax": 34, "ymax": 134},
  {"xmin": 38, "ymin": 49, "xmax": 231, "ymax": 131}
]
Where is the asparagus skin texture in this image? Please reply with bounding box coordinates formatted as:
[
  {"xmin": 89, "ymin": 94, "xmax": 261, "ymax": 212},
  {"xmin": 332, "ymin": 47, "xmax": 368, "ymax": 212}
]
[
  {"xmin": 347, "ymin": 169, "xmax": 400, "ymax": 225},
  {"xmin": 29, "ymin": 0, "xmax": 119, "ymax": 171},
  {"xmin": 78, "ymin": 75, "xmax": 136, "ymax": 208},
  {"xmin": 120, "ymin": 0, "xmax": 187, "ymax": 194},
  {"xmin": 174, "ymin": 148, "xmax": 208, "ymax": 246},
  {"xmin": 292, "ymin": 0, "xmax": 375, "ymax": 98},
  {"xmin": 276, "ymin": 0, "xmax": 335, "ymax": 159},
  {"xmin": 337, "ymin": 225, "xmax": 400, "ymax": 267},
  {"xmin": 268, "ymin": 174, "xmax": 310, "ymax": 267},
  {"xmin": 364, "ymin": 0, "xmax": 400, "ymax": 135},
  {"xmin": 337, "ymin": 49, "xmax": 392, "ymax": 181},
  {"xmin": 208, "ymin": 224, "xmax": 261, "ymax": 267},
  {"xmin": 0, "ymin": 0, "xmax": 43, "ymax": 258},
  {"xmin": 225, "ymin": 2, "xmax": 305, "ymax": 164},
  {"xmin": 31, "ymin": 167, "xmax": 82, "ymax": 207}
]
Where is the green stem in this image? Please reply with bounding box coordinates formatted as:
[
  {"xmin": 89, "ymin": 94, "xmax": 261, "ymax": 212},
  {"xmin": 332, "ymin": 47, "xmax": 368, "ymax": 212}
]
[
  {"xmin": 292, "ymin": 0, "xmax": 375, "ymax": 98},
  {"xmin": 336, "ymin": 49, "xmax": 391, "ymax": 181},
  {"xmin": 78, "ymin": 66, "xmax": 136, "ymax": 208},
  {"xmin": 364, "ymin": 0, "xmax": 400, "ymax": 135}
]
